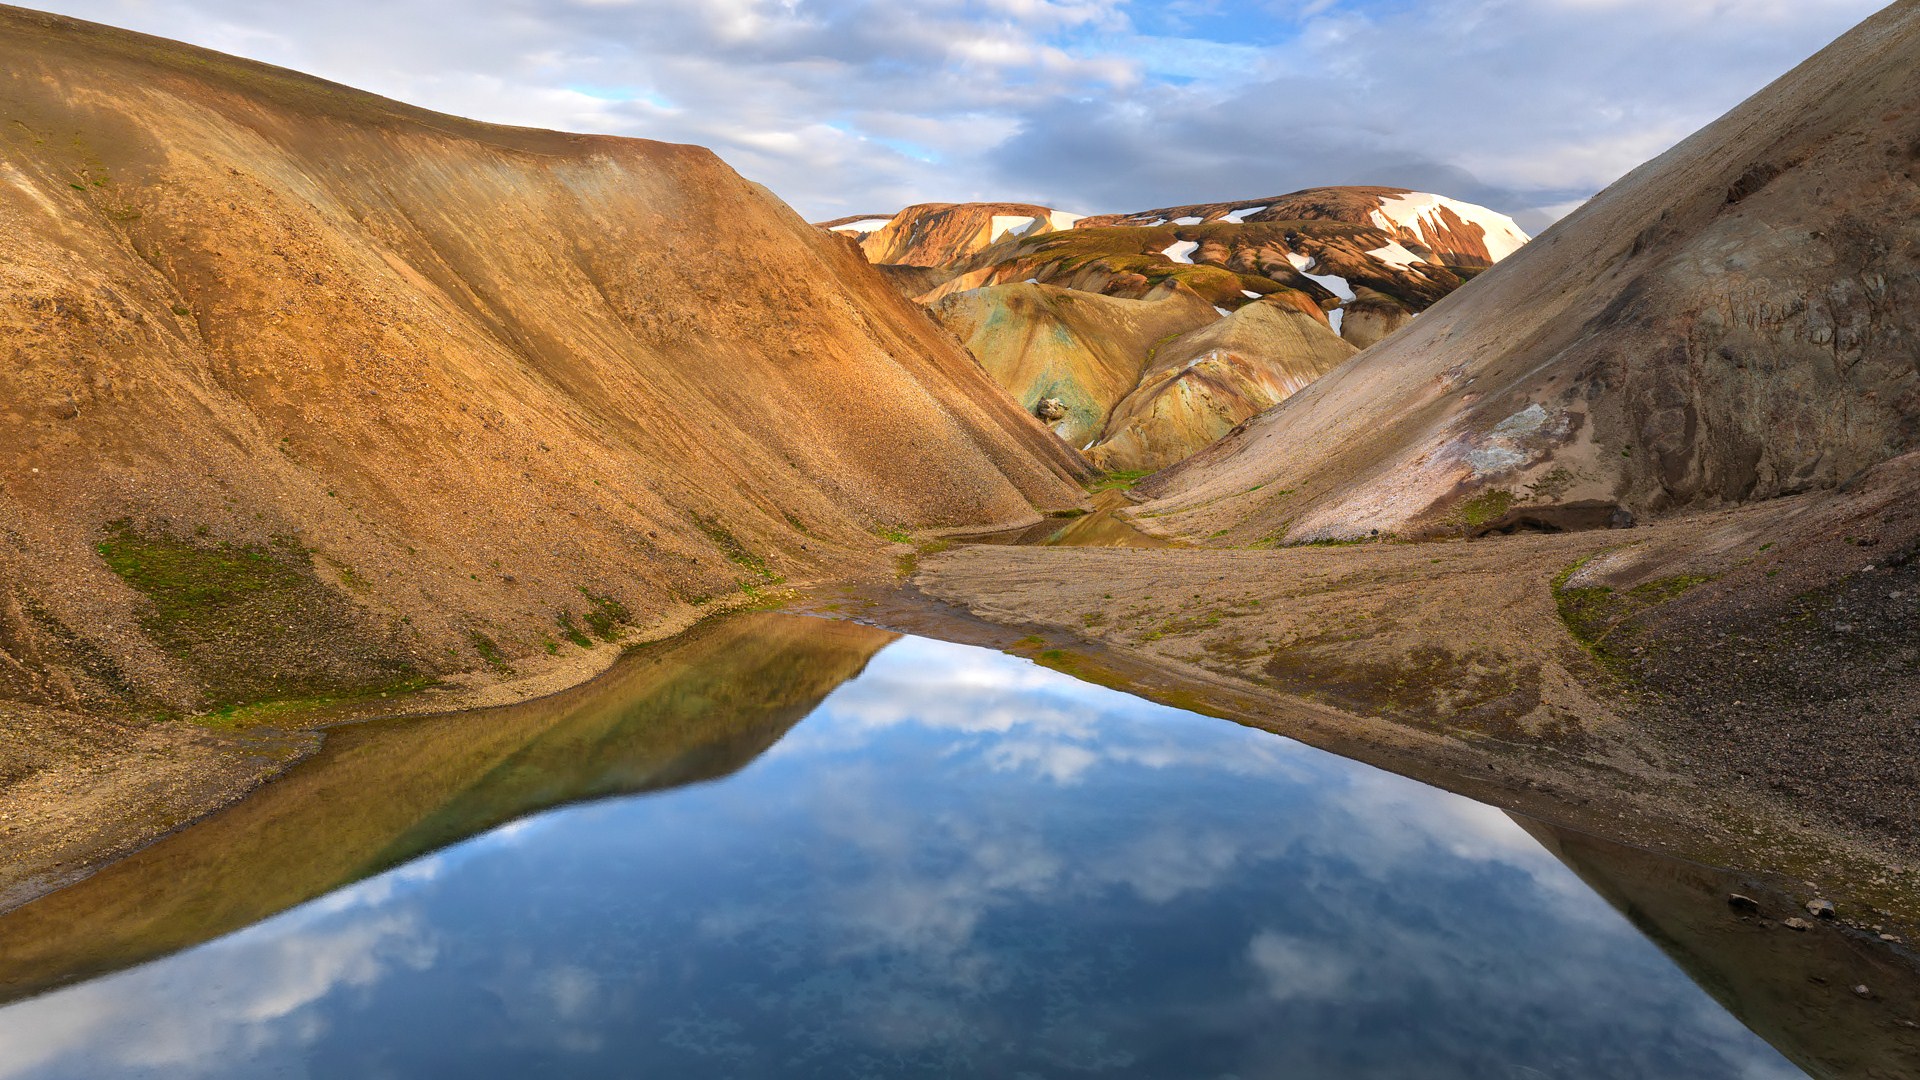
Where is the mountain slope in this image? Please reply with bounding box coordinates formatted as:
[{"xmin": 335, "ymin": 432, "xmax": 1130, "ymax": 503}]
[
  {"xmin": 823, "ymin": 187, "xmax": 1531, "ymax": 348},
  {"xmin": 1092, "ymin": 302, "xmax": 1357, "ymax": 472},
  {"xmin": 0, "ymin": 4, "xmax": 1088, "ymax": 719},
  {"xmin": 929, "ymin": 282, "xmax": 1220, "ymax": 450},
  {"xmin": 1135, "ymin": 2, "xmax": 1920, "ymax": 542}
]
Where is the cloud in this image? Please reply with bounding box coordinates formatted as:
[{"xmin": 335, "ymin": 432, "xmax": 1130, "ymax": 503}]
[{"xmin": 26, "ymin": 0, "xmax": 1891, "ymax": 226}]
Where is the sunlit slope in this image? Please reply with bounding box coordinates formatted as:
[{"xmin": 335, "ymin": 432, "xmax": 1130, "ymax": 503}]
[{"xmin": 0, "ymin": 5, "xmax": 1087, "ymax": 715}]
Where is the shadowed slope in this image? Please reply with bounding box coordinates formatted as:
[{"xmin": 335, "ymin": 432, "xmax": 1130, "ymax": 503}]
[{"xmin": 1137, "ymin": 2, "xmax": 1920, "ymax": 543}]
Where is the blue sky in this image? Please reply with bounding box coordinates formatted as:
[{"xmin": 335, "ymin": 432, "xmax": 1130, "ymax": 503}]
[{"xmin": 32, "ymin": 0, "xmax": 1892, "ymax": 228}]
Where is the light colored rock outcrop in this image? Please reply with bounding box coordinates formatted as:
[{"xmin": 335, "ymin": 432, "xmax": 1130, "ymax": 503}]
[
  {"xmin": 930, "ymin": 283, "xmax": 1221, "ymax": 449},
  {"xmin": 1090, "ymin": 303, "xmax": 1357, "ymax": 472}
]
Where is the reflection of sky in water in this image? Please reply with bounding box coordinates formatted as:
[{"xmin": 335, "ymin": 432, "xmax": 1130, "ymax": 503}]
[{"xmin": 0, "ymin": 634, "xmax": 1804, "ymax": 1078}]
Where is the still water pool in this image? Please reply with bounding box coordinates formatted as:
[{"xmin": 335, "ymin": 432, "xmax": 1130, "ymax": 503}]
[{"xmin": 0, "ymin": 614, "xmax": 1803, "ymax": 1078}]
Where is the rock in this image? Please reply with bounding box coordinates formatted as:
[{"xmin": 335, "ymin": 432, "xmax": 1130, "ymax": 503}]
[
  {"xmin": 1035, "ymin": 397, "xmax": 1069, "ymax": 422},
  {"xmin": 1852, "ymin": 984, "xmax": 1874, "ymax": 999},
  {"xmin": 1807, "ymin": 898, "xmax": 1836, "ymax": 919},
  {"xmin": 1783, "ymin": 917, "xmax": 1813, "ymax": 931},
  {"xmin": 1728, "ymin": 893, "xmax": 1761, "ymax": 913}
]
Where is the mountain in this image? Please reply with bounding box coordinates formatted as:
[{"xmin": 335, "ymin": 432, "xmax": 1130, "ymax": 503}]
[
  {"xmin": 823, "ymin": 202, "xmax": 1084, "ymax": 268},
  {"xmin": 819, "ymin": 187, "xmax": 1526, "ymax": 474},
  {"xmin": 822, "ymin": 186, "xmax": 1531, "ymax": 349},
  {"xmin": 1093, "ymin": 302, "xmax": 1357, "ymax": 472},
  {"xmin": 0, "ymin": 4, "xmax": 1088, "ymax": 723},
  {"xmin": 929, "ymin": 282, "xmax": 1222, "ymax": 453},
  {"xmin": 1133, "ymin": 2, "xmax": 1920, "ymax": 543}
]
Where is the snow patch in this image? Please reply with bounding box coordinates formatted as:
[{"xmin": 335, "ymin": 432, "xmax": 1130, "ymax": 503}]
[
  {"xmin": 1213, "ymin": 306, "xmax": 1232, "ymax": 317},
  {"xmin": 1241, "ymin": 290, "xmax": 1261, "ymax": 299},
  {"xmin": 1329, "ymin": 309, "xmax": 1344, "ymax": 335},
  {"xmin": 990, "ymin": 215, "xmax": 1047, "ymax": 242},
  {"xmin": 1223, "ymin": 205, "xmax": 1268, "ymax": 224},
  {"xmin": 1161, "ymin": 240, "xmax": 1199, "ymax": 264},
  {"xmin": 1366, "ymin": 240, "xmax": 1426, "ymax": 270},
  {"xmin": 1048, "ymin": 210, "xmax": 1084, "ymax": 231},
  {"xmin": 1286, "ymin": 251, "xmax": 1354, "ymax": 301},
  {"xmin": 1172, "ymin": 215, "xmax": 1204, "ymax": 225},
  {"xmin": 1369, "ymin": 192, "xmax": 1530, "ymax": 262},
  {"xmin": 829, "ymin": 217, "xmax": 893, "ymax": 233}
]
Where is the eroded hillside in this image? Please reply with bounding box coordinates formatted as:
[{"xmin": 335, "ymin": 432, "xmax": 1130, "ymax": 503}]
[
  {"xmin": 0, "ymin": 4, "xmax": 1089, "ymax": 727},
  {"xmin": 1134, "ymin": 2, "xmax": 1920, "ymax": 545}
]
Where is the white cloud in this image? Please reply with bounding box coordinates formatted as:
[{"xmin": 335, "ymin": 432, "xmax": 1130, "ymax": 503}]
[{"xmin": 22, "ymin": 0, "xmax": 1892, "ymax": 225}]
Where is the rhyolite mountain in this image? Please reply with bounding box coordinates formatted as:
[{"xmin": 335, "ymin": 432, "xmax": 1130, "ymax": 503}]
[
  {"xmin": 1133, "ymin": 1, "xmax": 1920, "ymax": 544},
  {"xmin": 822, "ymin": 187, "xmax": 1531, "ymax": 347},
  {"xmin": 0, "ymin": 4, "xmax": 1088, "ymax": 722},
  {"xmin": 823, "ymin": 188, "xmax": 1527, "ymax": 471}
]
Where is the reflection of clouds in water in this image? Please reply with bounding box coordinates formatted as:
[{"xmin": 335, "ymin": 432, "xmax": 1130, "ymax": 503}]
[
  {"xmin": 1248, "ymin": 931, "xmax": 1355, "ymax": 1003},
  {"xmin": 0, "ymin": 630, "xmax": 1805, "ymax": 1078},
  {"xmin": 0, "ymin": 860, "xmax": 442, "ymax": 1080},
  {"xmin": 803, "ymin": 635, "xmax": 1317, "ymax": 792}
]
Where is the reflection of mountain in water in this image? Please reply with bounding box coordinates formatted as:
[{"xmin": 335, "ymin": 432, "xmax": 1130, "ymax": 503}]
[
  {"xmin": 0, "ymin": 613, "xmax": 895, "ymax": 1004},
  {"xmin": 1514, "ymin": 815, "xmax": 1920, "ymax": 1080}
]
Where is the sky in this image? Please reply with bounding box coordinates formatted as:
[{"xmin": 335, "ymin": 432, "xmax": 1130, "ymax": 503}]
[{"xmin": 30, "ymin": 0, "xmax": 1892, "ymax": 229}]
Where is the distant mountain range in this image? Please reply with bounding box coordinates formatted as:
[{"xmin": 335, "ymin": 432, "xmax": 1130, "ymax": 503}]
[{"xmin": 818, "ymin": 188, "xmax": 1532, "ymax": 470}]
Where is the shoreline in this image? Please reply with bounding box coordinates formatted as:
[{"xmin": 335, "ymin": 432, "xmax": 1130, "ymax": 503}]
[
  {"xmin": 6, "ymin": 546, "xmax": 1918, "ymax": 970},
  {"xmin": 0, "ymin": 584, "xmax": 801, "ymax": 916}
]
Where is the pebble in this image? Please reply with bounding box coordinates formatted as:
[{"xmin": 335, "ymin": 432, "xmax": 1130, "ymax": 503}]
[
  {"xmin": 1806, "ymin": 898, "xmax": 1836, "ymax": 919},
  {"xmin": 1728, "ymin": 893, "xmax": 1761, "ymax": 913},
  {"xmin": 1783, "ymin": 917, "xmax": 1813, "ymax": 931},
  {"xmin": 1852, "ymin": 984, "xmax": 1873, "ymax": 999}
]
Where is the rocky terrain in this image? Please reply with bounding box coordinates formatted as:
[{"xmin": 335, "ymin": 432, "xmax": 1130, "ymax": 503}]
[
  {"xmin": 0, "ymin": 4, "xmax": 1087, "ymax": 901},
  {"xmin": 1133, "ymin": 3, "xmax": 1920, "ymax": 546}
]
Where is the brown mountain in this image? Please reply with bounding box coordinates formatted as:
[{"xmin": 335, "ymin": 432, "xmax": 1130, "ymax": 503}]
[
  {"xmin": 819, "ymin": 188, "xmax": 1527, "ymax": 475},
  {"xmin": 1135, "ymin": 3, "xmax": 1920, "ymax": 544},
  {"xmin": 0, "ymin": 3, "xmax": 1088, "ymax": 728},
  {"xmin": 822, "ymin": 187, "xmax": 1531, "ymax": 349}
]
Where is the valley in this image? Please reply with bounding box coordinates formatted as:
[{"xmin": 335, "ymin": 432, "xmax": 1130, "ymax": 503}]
[{"xmin": 1, "ymin": 0, "xmax": 1918, "ymax": 1075}]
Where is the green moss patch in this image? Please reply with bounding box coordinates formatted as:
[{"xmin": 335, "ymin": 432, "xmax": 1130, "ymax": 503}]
[
  {"xmin": 97, "ymin": 521, "xmax": 421, "ymax": 717},
  {"xmin": 1451, "ymin": 488, "xmax": 1517, "ymax": 530},
  {"xmin": 1088, "ymin": 470, "xmax": 1151, "ymax": 493},
  {"xmin": 1553, "ymin": 556, "xmax": 1716, "ymax": 671},
  {"xmin": 691, "ymin": 512, "xmax": 785, "ymax": 584}
]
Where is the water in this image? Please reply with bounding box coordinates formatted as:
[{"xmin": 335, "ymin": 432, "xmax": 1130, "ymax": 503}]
[{"xmin": 0, "ymin": 614, "xmax": 1806, "ymax": 1078}]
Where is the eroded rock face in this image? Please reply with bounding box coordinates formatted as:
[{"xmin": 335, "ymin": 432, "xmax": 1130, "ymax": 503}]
[
  {"xmin": 822, "ymin": 203, "xmax": 1083, "ymax": 268},
  {"xmin": 0, "ymin": 7, "xmax": 1089, "ymax": 714},
  {"xmin": 1090, "ymin": 304, "xmax": 1358, "ymax": 473},
  {"xmin": 817, "ymin": 187, "xmax": 1530, "ymax": 351},
  {"xmin": 930, "ymin": 283, "xmax": 1221, "ymax": 449},
  {"xmin": 1136, "ymin": 2, "xmax": 1920, "ymax": 543}
]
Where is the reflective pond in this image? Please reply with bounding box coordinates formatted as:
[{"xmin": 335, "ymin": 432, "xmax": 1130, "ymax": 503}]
[{"xmin": 0, "ymin": 613, "xmax": 1809, "ymax": 1078}]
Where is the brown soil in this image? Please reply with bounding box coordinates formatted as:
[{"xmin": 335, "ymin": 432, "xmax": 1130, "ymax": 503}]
[{"xmin": 0, "ymin": 10, "xmax": 1087, "ymax": 716}]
